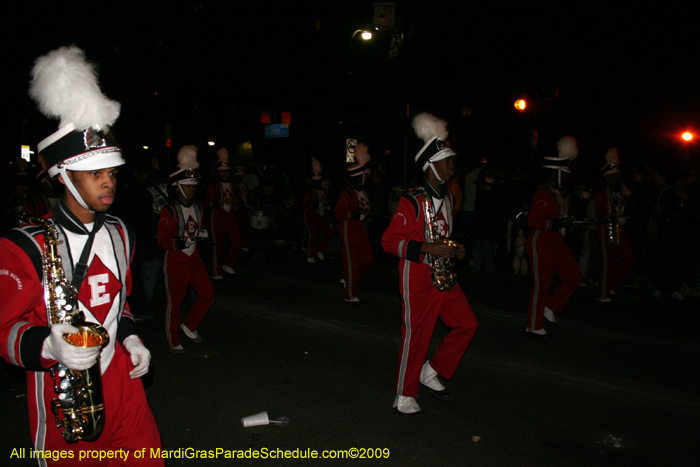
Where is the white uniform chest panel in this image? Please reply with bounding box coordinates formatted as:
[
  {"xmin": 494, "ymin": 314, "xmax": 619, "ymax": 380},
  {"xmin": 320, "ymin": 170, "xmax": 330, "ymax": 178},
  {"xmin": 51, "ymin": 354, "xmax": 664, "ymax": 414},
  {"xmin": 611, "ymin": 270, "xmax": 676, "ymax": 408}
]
[
  {"xmin": 221, "ymin": 182, "xmax": 233, "ymax": 212},
  {"xmin": 180, "ymin": 205, "xmax": 199, "ymax": 256},
  {"xmin": 63, "ymin": 225, "xmax": 123, "ymax": 372},
  {"xmin": 431, "ymin": 196, "xmax": 451, "ymax": 238}
]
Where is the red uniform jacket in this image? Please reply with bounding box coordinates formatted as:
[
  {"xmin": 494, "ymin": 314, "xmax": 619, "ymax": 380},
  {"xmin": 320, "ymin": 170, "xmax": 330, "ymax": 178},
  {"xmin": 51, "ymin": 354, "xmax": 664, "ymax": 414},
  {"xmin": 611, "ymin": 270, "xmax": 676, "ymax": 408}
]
[
  {"xmin": 382, "ymin": 185, "xmax": 455, "ymax": 273},
  {"xmin": 527, "ymin": 182, "xmax": 568, "ymax": 239},
  {"xmin": 157, "ymin": 201, "xmax": 206, "ymax": 262}
]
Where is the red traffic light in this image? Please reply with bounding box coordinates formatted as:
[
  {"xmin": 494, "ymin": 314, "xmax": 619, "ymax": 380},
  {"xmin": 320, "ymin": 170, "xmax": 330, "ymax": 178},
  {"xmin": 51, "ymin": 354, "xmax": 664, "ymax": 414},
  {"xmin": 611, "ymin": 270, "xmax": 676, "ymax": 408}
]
[{"xmin": 514, "ymin": 99, "xmax": 527, "ymax": 112}]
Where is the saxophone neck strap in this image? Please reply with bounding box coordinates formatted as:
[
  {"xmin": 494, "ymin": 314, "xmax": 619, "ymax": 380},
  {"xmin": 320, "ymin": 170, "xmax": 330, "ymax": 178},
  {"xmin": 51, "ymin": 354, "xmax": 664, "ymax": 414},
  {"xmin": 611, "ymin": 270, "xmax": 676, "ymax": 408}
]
[{"xmin": 71, "ymin": 229, "xmax": 97, "ymax": 293}]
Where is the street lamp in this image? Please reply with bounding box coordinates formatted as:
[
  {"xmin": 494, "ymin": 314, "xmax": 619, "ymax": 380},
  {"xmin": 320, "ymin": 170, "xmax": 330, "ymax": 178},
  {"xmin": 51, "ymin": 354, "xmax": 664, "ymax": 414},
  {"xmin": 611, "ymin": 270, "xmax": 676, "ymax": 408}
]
[
  {"xmin": 351, "ymin": 29, "xmax": 373, "ymax": 44},
  {"xmin": 681, "ymin": 131, "xmax": 693, "ymax": 142}
]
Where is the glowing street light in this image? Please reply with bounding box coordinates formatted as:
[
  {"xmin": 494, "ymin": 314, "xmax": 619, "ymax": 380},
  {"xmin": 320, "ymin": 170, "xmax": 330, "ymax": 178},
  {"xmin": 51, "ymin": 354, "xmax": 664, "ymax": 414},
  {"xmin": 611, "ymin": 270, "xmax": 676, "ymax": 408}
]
[
  {"xmin": 514, "ymin": 99, "xmax": 527, "ymax": 112},
  {"xmin": 681, "ymin": 131, "xmax": 693, "ymax": 142},
  {"xmin": 351, "ymin": 29, "xmax": 373, "ymax": 44}
]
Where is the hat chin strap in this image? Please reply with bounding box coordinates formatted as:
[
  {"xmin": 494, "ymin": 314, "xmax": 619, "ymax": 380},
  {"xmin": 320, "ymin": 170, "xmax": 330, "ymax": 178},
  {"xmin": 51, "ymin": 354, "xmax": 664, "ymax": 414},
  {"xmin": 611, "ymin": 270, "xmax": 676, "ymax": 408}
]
[
  {"xmin": 429, "ymin": 163, "xmax": 444, "ymax": 184},
  {"xmin": 59, "ymin": 167, "xmax": 94, "ymax": 212},
  {"xmin": 178, "ymin": 184, "xmax": 193, "ymax": 200}
]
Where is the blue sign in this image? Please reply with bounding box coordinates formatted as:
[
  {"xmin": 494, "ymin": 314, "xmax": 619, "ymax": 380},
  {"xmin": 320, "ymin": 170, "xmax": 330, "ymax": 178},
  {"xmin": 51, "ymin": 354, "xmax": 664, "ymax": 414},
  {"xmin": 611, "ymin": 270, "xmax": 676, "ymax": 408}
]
[{"xmin": 264, "ymin": 124, "xmax": 289, "ymax": 139}]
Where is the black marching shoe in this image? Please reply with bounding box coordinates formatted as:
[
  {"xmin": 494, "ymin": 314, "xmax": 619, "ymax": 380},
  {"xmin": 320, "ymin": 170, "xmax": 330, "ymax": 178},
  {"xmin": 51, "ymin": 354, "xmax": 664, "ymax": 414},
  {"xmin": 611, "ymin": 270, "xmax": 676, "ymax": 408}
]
[
  {"xmin": 421, "ymin": 384, "xmax": 454, "ymax": 402},
  {"xmin": 542, "ymin": 316, "xmax": 559, "ymax": 332},
  {"xmin": 398, "ymin": 410, "xmax": 430, "ymax": 419},
  {"xmin": 525, "ymin": 328, "xmax": 550, "ymax": 339}
]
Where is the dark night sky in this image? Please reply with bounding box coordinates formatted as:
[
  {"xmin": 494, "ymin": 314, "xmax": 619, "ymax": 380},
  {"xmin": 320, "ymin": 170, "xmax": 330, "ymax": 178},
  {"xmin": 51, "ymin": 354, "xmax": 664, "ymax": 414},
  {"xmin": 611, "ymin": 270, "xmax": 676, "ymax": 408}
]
[{"xmin": 6, "ymin": 1, "xmax": 699, "ymax": 178}]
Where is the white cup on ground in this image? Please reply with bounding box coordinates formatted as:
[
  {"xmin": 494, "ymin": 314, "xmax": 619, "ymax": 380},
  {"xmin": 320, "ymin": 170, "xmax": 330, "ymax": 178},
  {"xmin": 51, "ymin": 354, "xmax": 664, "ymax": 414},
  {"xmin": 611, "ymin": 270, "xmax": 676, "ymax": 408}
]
[{"xmin": 241, "ymin": 411, "xmax": 269, "ymax": 428}]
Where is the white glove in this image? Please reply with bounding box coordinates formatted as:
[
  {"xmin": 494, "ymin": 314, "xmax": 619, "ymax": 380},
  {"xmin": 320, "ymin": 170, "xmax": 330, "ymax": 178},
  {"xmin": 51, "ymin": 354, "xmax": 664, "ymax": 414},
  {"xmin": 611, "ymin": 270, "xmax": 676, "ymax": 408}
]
[
  {"xmin": 41, "ymin": 324, "xmax": 100, "ymax": 370},
  {"xmin": 185, "ymin": 239, "xmax": 196, "ymax": 247},
  {"xmin": 123, "ymin": 335, "xmax": 151, "ymax": 379},
  {"xmin": 198, "ymin": 229, "xmax": 208, "ymax": 239}
]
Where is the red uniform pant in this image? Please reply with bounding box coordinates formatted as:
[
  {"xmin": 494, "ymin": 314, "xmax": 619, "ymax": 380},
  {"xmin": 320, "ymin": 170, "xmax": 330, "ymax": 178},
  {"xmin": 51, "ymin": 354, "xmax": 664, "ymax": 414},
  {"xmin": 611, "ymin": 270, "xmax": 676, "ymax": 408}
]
[
  {"xmin": 526, "ymin": 230, "xmax": 581, "ymax": 331},
  {"xmin": 597, "ymin": 225, "xmax": 634, "ymax": 300},
  {"xmin": 210, "ymin": 209, "xmax": 242, "ymax": 276},
  {"xmin": 339, "ymin": 221, "xmax": 372, "ymax": 300},
  {"xmin": 396, "ymin": 273, "xmax": 478, "ymax": 398},
  {"xmin": 28, "ymin": 347, "xmax": 163, "ymax": 466},
  {"xmin": 303, "ymin": 210, "xmax": 331, "ymax": 259},
  {"xmin": 163, "ymin": 251, "xmax": 215, "ymax": 348}
]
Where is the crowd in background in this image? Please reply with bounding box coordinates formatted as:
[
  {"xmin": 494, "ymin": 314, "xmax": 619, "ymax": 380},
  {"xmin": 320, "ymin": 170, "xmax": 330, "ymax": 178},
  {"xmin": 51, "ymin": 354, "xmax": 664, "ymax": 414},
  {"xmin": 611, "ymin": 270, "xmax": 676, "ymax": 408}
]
[{"xmin": 3, "ymin": 147, "xmax": 700, "ymax": 304}]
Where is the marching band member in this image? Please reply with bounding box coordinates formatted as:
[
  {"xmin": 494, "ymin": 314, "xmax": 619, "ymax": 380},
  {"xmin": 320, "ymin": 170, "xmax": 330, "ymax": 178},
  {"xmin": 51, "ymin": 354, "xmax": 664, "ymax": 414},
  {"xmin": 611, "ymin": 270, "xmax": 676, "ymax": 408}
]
[
  {"xmin": 0, "ymin": 46, "xmax": 162, "ymax": 466},
  {"xmin": 303, "ymin": 157, "xmax": 332, "ymax": 264},
  {"xmin": 526, "ymin": 137, "xmax": 581, "ymax": 337},
  {"xmin": 158, "ymin": 146, "xmax": 215, "ymax": 354},
  {"xmin": 203, "ymin": 148, "xmax": 243, "ymax": 279},
  {"xmin": 335, "ymin": 143, "xmax": 373, "ymax": 302},
  {"xmin": 382, "ymin": 113, "xmax": 478, "ymax": 417},
  {"xmin": 594, "ymin": 148, "xmax": 634, "ymax": 302},
  {"xmin": 233, "ymin": 166, "xmax": 252, "ymax": 252}
]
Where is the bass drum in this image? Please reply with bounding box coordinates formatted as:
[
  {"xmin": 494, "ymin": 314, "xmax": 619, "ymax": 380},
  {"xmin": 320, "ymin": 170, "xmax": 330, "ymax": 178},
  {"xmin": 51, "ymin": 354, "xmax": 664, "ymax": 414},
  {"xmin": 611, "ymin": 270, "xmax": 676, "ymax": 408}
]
[{"xmin": 250, "ymin": 211, "xmax": 270, "ymax": 230}]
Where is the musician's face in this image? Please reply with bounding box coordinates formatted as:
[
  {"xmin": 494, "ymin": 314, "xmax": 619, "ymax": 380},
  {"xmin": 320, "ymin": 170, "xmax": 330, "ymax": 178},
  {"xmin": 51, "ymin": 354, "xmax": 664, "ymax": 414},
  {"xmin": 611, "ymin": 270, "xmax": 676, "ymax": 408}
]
[
  {"xmin": 219, "ymin": 168, "xmax": 231, "ymax": 182},
  {"xmin": 606, "ymin": 173, "xmax": 621, "ymax": 187},
  {"xmin": 434, "ymin": 156, "xmax": 456, "ymax": 182},
  {"xmin": 61, "ymin": 167, "xmax": 118, "ymax": 213},
  {"xmin": 178, "ymin": 183, "xmax": 197, "ymax": 202}
]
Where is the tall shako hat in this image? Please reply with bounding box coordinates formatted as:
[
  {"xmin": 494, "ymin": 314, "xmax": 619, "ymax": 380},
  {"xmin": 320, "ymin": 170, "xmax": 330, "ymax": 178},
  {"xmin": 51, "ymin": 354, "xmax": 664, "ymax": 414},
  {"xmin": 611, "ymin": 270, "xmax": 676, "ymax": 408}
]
[
  {"xmin": 348, "ymin": 143, "xmax": 371, "ymax": 177},
  {"xmin": 216, "ymin": 147, "xmax": 231, "ymax": 171},
  {"xmin": 311, "ymin": 157, "xmax": 323, "ymax": 180},
  {"xmin": 412, "ymin": 113, "xmax": 456, "ymax": 180},
  {"xmin": 29, "ymin": 46, "xmax": 125, "ymax": 211},
  {"xmin": 170, "ymin": 145, "xmax": 199, "ymax": 186},
  {"xmin": 543, "ymin": 136, "xmax": 579, "ymax": 173},
  {"xmin": 601, "ymin": 148, "xmax": 621, "ymax": 175}
]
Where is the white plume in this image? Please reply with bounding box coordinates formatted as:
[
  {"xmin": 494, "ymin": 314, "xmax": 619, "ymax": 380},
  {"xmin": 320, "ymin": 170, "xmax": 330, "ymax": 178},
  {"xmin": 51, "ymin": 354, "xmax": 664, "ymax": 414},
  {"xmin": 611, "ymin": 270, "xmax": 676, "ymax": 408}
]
[
  {"xmin": 605, "ymin": 147, "xmax": 620, "ymax": 165},
  {"xmin": 217, "ymin": 147, "xmax": 229, "ymax": 164},
  {"xmin": 557, "ymin": 136, "xmax": 578, "ymax": 161},
  {"xmin": 412, "ymin": 112, "xmax": 448, "ymax": 143},
  {"xmin": 311, "ymin": 157, "xmax": 322, "ymax": 173},
  {"xmin": 29, "ymin": 45, "xmax": 120, "ymax": 131},
  {"xmin": 177, "ymin": 145, "xmax": 199, "ymax": 170},
  {"xmin": 355, "ymin": 143, "xmax": 370, "ymax": 165}
]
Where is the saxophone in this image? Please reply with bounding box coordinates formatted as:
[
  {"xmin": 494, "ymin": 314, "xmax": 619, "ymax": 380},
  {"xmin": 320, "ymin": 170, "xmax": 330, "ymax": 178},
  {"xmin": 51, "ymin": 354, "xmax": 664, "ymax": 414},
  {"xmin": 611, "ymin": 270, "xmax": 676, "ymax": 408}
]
[
  {"xmin": 605, "ymin": 186, "xmax": 622, "ymax": 246},
  {"xmin": 20, "ymin": 215, "xmax": 110, "ymax": 443},
  {"xmin": 418, "ymin": 189, "xmax": 458, "ymax": 292}
]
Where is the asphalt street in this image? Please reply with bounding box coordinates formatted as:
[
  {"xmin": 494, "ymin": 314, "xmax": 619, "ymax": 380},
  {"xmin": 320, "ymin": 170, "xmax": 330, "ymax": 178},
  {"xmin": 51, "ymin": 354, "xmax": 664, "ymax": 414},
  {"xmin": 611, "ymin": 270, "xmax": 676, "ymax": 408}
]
[{"xmin": 2, "ymin": 235, "xmax": 699, "ymax": 467}]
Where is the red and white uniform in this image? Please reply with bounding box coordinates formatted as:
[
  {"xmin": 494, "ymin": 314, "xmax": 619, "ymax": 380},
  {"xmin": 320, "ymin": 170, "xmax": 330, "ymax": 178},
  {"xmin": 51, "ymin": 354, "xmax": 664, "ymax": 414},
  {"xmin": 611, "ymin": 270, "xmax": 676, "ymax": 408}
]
[
  {"xmin": 334, "ymin": 186, "xmax": 373, "ymax": 300},
  {"xmin": 594, "ymin": 186, "xmax": 634, "ymax": 300},
  {"xmin": 526, "ymin": 183, "xmax": 580, "ymax": 330},
  {"xmin": 158, "ymin": 201, "xmax": 215, "ymax": 349},
  {"xmin": 234, "ymin": 181, "xmax": 251, "ymax": 249},
  {"xmin": 381, "ymin": 185, "xmax": 478, "ymax": 399},
  {"xmin": 0, "ymin": 200, "xmax": 162, "ymax": 467},
  {"xmin": 204, "ymin": 180, "xmax": 242, "ymax": 276},
  {"xmin": 303, "ymin": 188, "xmax": 332, "ymax": 260}
]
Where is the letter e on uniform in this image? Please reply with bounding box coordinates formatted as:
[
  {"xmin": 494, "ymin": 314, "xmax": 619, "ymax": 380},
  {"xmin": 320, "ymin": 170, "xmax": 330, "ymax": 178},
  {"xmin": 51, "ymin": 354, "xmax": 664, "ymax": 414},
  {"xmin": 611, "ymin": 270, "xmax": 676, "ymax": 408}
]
[{"xmin": 89, "ymin": 273, "xmax": 110, "ymax": 307}]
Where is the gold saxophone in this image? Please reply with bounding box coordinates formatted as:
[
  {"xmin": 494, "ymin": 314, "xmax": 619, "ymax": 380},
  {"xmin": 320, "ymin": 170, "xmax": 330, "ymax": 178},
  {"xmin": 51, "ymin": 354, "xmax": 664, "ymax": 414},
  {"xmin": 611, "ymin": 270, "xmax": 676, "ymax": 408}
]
[
  {"xmin": 419, "ymin": 189, "xmax": 458, "ymax": 292},
  {"xmin": 20, "ymin": 215, "xmax": 110, "ymax": 443},
  {"xmin": 605, "ymin": 186, "xmax": 622, "ymax": 246}
]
